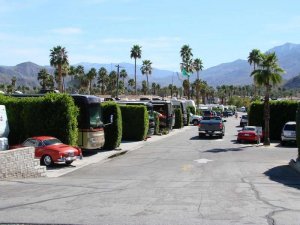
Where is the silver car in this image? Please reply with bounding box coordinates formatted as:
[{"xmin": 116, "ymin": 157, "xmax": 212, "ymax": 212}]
[{"xmin": 281, "ymin": 121, "xmax": 296, "ymax": 146}]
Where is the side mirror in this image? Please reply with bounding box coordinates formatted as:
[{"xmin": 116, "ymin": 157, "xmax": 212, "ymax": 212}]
[{"xmin": 104, "ymin": 114, "xmax": 114, "ymax": 127}]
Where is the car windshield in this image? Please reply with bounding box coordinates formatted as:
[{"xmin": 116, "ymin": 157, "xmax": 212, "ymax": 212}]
[
  {"xmin": 284, "ymin": 124, "xmax": 296, "ymax": 131},
  {"xmin": 243, "ymin": 127, "xmax": 255, "ymax": 131},
  {"xmin": 43, "ymin": 138, "xmax": 62, "ymax": 146},
  {"xmin": 89, "ymin": 104, "xmax": 103, "ymax": 128},
  {"xmin": 242, "ymin": 115, "xmax": 248, "ymax": 119}
]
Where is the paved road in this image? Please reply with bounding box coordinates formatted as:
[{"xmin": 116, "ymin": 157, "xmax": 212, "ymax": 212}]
[{"xmin": 0, "ymin": 116, "xmax": 300, "ymax": 225}]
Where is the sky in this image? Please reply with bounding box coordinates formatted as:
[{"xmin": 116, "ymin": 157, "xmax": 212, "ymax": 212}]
[{"xmin": 0, "ymin": 0, "xmax": 300, "ymax": 72}]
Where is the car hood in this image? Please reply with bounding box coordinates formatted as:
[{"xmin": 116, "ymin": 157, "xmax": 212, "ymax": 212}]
[{"xmin": 44, "ymin": 144, "xmax": 78, "ymax": 153}]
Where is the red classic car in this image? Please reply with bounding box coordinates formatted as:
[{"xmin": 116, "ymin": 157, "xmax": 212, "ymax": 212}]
[
  {"xmin": 237, "ymin": 126, "xmax": 263, "ymax": 144},
  {"xmin": 11, "ymin": 136, "xmax": 82, "ymax": 166}
]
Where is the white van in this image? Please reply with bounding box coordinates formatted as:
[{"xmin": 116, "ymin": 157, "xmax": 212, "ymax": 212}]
[{"xmin": 0, "ymin": 105, "xmax": 9, "ymax": 150}]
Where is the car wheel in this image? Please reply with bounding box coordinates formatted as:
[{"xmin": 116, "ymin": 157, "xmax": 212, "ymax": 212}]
[
  {"xmin": 41, "ymin": 155, "xmax": 54, "ymax": 166},
  {"xmin": 65, "ymin": 161, "xmax": 73, "ymax": 165}
]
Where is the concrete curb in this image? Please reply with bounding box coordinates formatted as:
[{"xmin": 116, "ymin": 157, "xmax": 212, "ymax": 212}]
[
  {"xmin": 289, "ymin": 159, "xmax": 300, "ymax": 174},
  {"xmin": 46, "ymin": 125, "xmax": 195, "ymax": 178}
]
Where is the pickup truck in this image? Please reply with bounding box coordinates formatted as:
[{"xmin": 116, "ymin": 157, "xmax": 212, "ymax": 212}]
[{"xmin": 198, "ymin": 116, "xmax": 226, "ymax": 138}]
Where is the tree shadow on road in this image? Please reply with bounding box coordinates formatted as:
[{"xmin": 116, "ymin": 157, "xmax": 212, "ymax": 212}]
[
  {"xmin": 204, "ymin": 146, "xmax": 248, "ymax": 153},
  {"xmin": 264, "ymin": 165, "xmax": 300, "ymax": 190}
]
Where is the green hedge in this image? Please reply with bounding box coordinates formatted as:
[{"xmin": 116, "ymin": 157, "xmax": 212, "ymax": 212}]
[
  {"xmin": 153, "ymin": 111, "xmax": 160, "ymax": 135},
  {"xmin": 0, "ymin": 94, "xmax": 78, "ymax": 145},
  {"xmin": 249, "ymin": 100, "xmax": 298, "ymax": 140},
  {"xmin": 120, "ymin": 105, "xmax": 149, "ymax": 141},
  {"xmin": 186, "ymin": 107, "xmax": 190, "ymax": 125},
  {"xmin": 187, "ymin": 105, "xmax": 195, "ymax": 115},
  {"xmin": 174, "ymin": 108, "xmax": 183, "ymax": 129},
  {"xmin": 102, "ymin": 101, "xmax": 122, "ymax": 150}
]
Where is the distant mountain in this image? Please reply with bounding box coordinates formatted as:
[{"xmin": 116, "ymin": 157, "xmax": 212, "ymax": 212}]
[
  {"xmin": 199, "ymin": 43, "xmax": 300, "ymax": 86},
  {"xmin": 283, "ymin": 74, "xmax": 300, "ymax": 89},
  {"xmin": 1, "ymin": 42, "xmax": 300, "ymax": 88}
]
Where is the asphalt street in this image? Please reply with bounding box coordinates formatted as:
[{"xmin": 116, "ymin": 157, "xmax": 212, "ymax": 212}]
[{"xmin": 0, "ymin": 116, "xmax": 300, "ymax": 225}]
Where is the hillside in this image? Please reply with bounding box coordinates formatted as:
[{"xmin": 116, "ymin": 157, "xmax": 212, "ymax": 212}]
[{"xmin": 1, "ymin": 42, "xmax": 300, "ymax": 88}]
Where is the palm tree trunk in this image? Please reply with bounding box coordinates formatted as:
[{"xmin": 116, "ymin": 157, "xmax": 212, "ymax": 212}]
[
  {"xmin": 134, "ymin": 59, "xmax": 137, "ymax": 95},
  {"xmin": 58, "ymin": 64, "xmax": 62, "ymax": 92},
  {"xmin": 188, "ymin": 77, "xmax": 190, "ymax": 99},
  {"xmin": 146, "ymin": 74, "xmax": 149, "ymax": 95},
  {"xmin": 264, "ymin": 84, "xmax": 271, "ymax": 146}
]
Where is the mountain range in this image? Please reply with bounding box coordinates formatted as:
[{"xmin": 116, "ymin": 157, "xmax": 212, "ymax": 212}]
[{"xmin": 1, "ymin": 42, "xmax": 300, "ymax": 89}]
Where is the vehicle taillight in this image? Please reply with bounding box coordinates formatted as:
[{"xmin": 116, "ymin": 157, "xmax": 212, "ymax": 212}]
[{"xmin": 219, "ymin": 123, "xmax": 223, "ymax": 129}]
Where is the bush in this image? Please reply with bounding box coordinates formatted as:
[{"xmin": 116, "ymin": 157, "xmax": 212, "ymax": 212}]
[
  {"xmin": 187, "ymin": 105, "xmax": 195, "ymax": 115},
  {"xmin": 174, "ymin": 108, "xmax": 183, "ymax": 129},
  {"xmin": 186, "ymin": 107, "xmax": 191, "ymax": 125},
  {"xmin": 101, "ymin": 101, "xmax": 122, "ymax": 150},
  {"xmin": 249, "ymin": 100, "xmax": 298, "ymax": 140},
  {"xmin": 0, "ymin": 94, "xmax": 78, "ymax": 145},
  {"xmin": 120, "ymin": 105, "xmax": 149, "ymax": 141},
  {"xmin": 153, "ymin": 111, "xmax": 160, "ymax": 135}
]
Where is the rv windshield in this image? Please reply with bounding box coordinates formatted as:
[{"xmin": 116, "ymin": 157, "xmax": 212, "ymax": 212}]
[{"xmin": 89, "ymin": 104, "xmax": 103, "ymax": 128}]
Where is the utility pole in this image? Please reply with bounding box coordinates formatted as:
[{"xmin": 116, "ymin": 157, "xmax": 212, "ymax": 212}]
[{"xmin": 115, "ymin": 64, "xmax": 123, "ymax": 99}]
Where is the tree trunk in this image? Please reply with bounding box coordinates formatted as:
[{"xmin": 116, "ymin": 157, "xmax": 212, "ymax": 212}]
[
  {"xmin": 58, "ymin": 64, "xmax": 62, "ymax": 92},
  {"xmin": 134, "ymin": 59, "xmax": 137, "ymax": 95},
  {"xmin": 146, "ymin": 74, "xmax": 149, "ymax": 95},
  {"xmin": 264, "ymin": 85, "xmax": 271, "ymax": 146}
]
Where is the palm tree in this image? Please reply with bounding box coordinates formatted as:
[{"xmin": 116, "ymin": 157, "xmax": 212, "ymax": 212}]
[
  {"xmin": 98, "ymin": 67, "xmax": 108, "ymax": 95},
  {"xmin": 248, "ymin": 49, "xmax": 262, "ymax": 70},
  {"xmin": 151, "ymin": 82, "xmax": 156, "ymax": 95},
  {"xmin": 109, "ymin": 70, "xmax": 117, "ymax": 96},
  {"xmin": 128, "ymin": 79, "xmax": 135, "ymax": 93},
  {"xmin": 119, "ymin": 69, "xmax": 128, "ymax": 94},
  {"xmin": 193, "ymin": 58, "xmax": 204, "ymax": 80},
  {"xmin": 130, "ymin": 45, "xmax": 142, "ymax": 95},
  {"xmin": 140, "ymin": 60, "xmax": 152, "ymax": 95},
  {"xmin": 87, "ymin": 68, "xmax": 97, "ymax": 94},
  {"xmin": 180, "ymin": 45, "xmax": 194, "ymax": 99},
  {"xmin": 49, "ymin": 46, "xmax": 69, "ymax": 92},
  {"xmin": 37, "ymin": 68, "xmax": 50, "ymax": 90},
  {"xmin": 141, "ymin": 80, "xmax": 147, "ymax": 95},
  {"xmin": 251, "ymin": 52, "xmax": 284, "ymax": 146},
  {"xmin": 182, "ymin": 79, "xmax": 189, "ymax": 97}
]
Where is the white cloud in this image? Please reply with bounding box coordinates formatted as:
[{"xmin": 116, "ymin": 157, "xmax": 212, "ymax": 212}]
[{"xmin": 50, "ymin": 27, "xmax": 82, "ymax": 35}]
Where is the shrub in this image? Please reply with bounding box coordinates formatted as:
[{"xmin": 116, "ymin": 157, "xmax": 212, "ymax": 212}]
[
  {"xmin": 101, "ymin": 101, "xmax": 122, "ymax": 150},
  {"xmin": 187, "ymin": 105, "xmax": 195, "ymax": 115},
  {"xmin": 0, "ymin": 94, "xmax": 78, "ymax": 145},
  {"xmin": 174, "ymin": 108, "xmax": 183, "ymax": 129},
  {"xmin": 186, "ymin": 107, "xmax": 191, "ymax": 125},
  {"xmin": 120, "ymin": 105, "xmax": 149, "ymax": 141},
  {"xmin": 249, "ymin": 100, "xmax": 298, "ymax": 140},
  {"xmin": 153, "ymin": 111, "xmax": 160, "ymax": 135}
]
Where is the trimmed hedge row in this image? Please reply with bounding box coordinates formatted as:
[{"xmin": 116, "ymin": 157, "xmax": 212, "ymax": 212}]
[
  {"xmin": 153, "ymin": 111, "xmax": 160, "ymax": 135},
  {"xmin": 174, "ymin": 108, "xmax": 183, "ymax": 129},
  {"xmin": 0, "ymin": 94, "xmax": 78, "ymax": 145},
  {"xmin": 249, "ymin": 100, "xmax": 298, "ymax": 140},
  {"xmin": 102, "ymin": 101, "xmax": 122, "ymax": 150},
  {"xmin": 120, "ymin": 105, "xmax": 149, "ymax": 141}
]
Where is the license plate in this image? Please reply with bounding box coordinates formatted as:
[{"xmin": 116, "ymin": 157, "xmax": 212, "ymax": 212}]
[{"xmin": 244, "ymin": 134, "xmax": 249, "ymax": 136}]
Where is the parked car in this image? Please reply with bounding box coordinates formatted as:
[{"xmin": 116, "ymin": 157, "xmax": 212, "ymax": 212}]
[
  {"xmin": 202, "ymin": 110, "xmax": 214, "ymax": 118},
  {"xmin": 189, "ymin": 113, "xmax": 203, "ymax": 125},
  {"xmin": 198, "ymin": 116, "xmax": 226, "ymax": 138},
  {"xmin": 237, "ymin": 126, "xmax": 263, "ymax": 144},
  {"xmin": 281, "ymin": 121, "xmax": 296, "ymax": 146},
  {"xmin": 11, "ymin": 136, "xmax": 82, "ymax": 166},
  {"xmin": 240, "ymin": 115, "xmax": 248, "ymax": 127}
]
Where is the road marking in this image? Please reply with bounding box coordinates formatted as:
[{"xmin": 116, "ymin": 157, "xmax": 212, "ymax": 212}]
[
  {"xmin": 181, "ymin": 164, "xmax": 193, "ymax": 171},
  {"xmin": 194, "ymin": 158, "xmax": 213, "ymax": 164}
]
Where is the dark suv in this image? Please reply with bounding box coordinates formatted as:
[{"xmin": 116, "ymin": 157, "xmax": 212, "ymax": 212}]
[{"xmin": 202, "ymin": 110, "xmax": 214, "ymax": 118}]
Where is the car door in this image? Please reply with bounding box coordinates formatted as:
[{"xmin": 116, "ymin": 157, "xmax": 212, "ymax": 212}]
[{"xmin": 35, "ymin": 140, "xmax": 44, "ymax": 159}]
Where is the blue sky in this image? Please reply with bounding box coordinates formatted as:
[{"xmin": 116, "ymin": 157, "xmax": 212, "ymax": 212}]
[{"xmin": 1, "ymin": 0, "xmax": 300, "ymax": 71}]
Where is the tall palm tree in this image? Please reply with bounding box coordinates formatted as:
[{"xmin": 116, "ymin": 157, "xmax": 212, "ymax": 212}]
[
  {"xmin": 140, "ymin": 60, "xmax": 152, "ymax": 95},
  {"xmin": 49, "ymin": 46, "xmax": 69, "ymax": 92},
  {"xmin": 251, "ymin": 52, "xmax": 284, "ymax": 146},
  {"xmin": 248, "ymin": 49, "xmax": 262, "ymax": 96},
  {"xmin": 130, "ymin": 45, "xmax": 142, "ymax": 95},
  {"xmin": 98, "ymin": 67, "xmax": 108, "ymax": 95},
  {"xmin": 86, "ymin": 68, "xmax": 97, "ymax": 94},
  {"xmin": 37, "ymin": 68, "xmax": 50, "ymax": 90},
  {"xmin": 180, "ymin": 45, "xmax": 194, "ymax": 99},
  {"xmin": 109, "ymin": 70, "xmax": 117, "ymax": 96},
  {"xmin": 193, "ymin": 58, "xmax": 204, "ymax": 80}
]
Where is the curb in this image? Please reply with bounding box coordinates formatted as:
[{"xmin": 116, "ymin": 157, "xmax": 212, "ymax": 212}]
[{"xmin": 289, "ymin": 159, "xmax": 300, "ymax": 174}]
